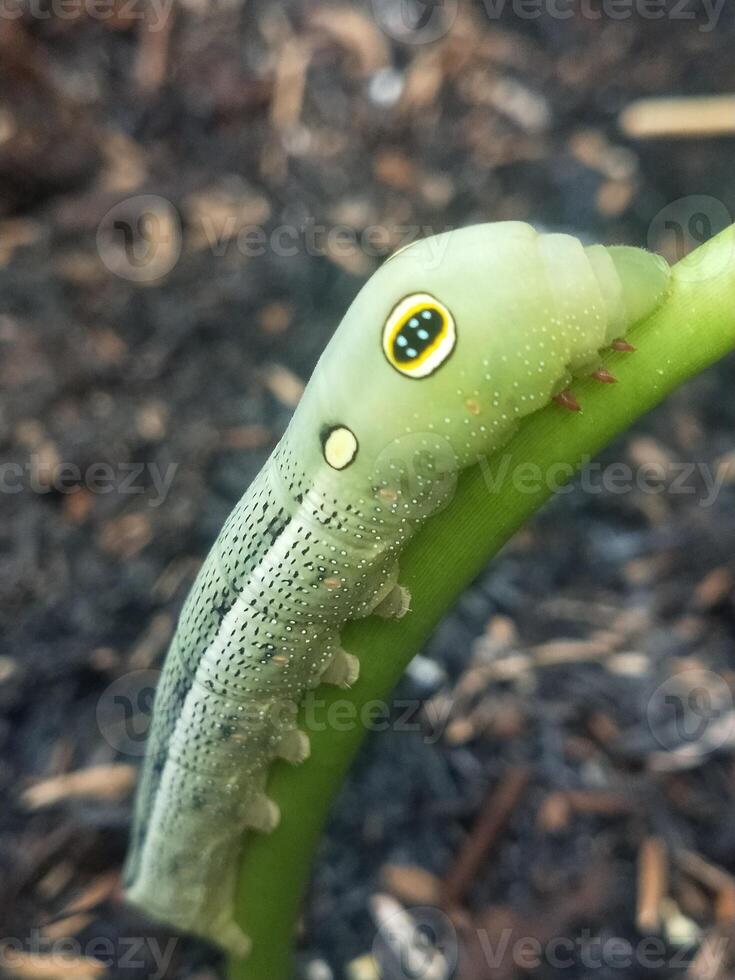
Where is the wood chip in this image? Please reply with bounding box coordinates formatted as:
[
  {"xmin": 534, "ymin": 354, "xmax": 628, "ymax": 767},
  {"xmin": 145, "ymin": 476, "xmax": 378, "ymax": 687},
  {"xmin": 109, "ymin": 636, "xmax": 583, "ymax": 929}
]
[
  {"xmin": 628, "ymin": 435, "xmax": 677, "ymax": 470},
  {"xmin": 0, "ymin": 949, "xmax": 107, "ymax": 979},
  {"xmin": 88, "ymin": 327, "xmax": 127, "ymax": 365},
  {"xmin": 486, "ymin": 76, "xmax": 550, "ymax": 133},
  {"xmin": 637, "ymin": 836, "xmax": 668, "ymax": 933},
  {"xmin": 0, "ymin": 218, "xmax": 43, "ymax": 265},
  {"xmin": 673, "ymin": 615, "xmax": 706, "ymax": 641},
  {"xmin": 531, "ymin": 637, "xmax": 612, "ymax": 667},
  {"xmin": 324, "ymin": 234, "xmax": 372, "ymax": 276},
  {"xmin": 136, "ymin": 400, "xmax": 168, "ymax": 441},
  {"xmin": 442, "ymin": 766, "xmax": 530, "ymax": 907},
  {"xmin": 677, "ymin": 850, "xmax": 735, "ymax": 895},
  {"xmin": 62, "ymin": 488, "xmax": 95, "ymax": 525},
  {"xmin": 0, "ymin": 106, "xmax": 16, "ymax": 145},
  {"xmin": 676, "ymin": 877, "xmax": 711, "ymax": 922},
  {"xmin": 400, "ymin": 48, "xmax": 445, "ymax": 112},
  {"xmin": 270, "ymin": 36, "xmax": 312, "ymax": 130},
  {"xmin": 538, "ymin": 789, "xmax": 633, "ymax": 832},
  {"xmin": 715, "ymin": 451, "xmax": 735, "ymax": 486},
  {"xmin": 687, "ymin": 928, "xmax": 730, "ymax": 980},
  {"xmin": 381, "ymin": 864, "xmax": 441, "ymax": 906},
  {"xmin": 97, "ymin": 131, "xmax": 147, "ymax": 193},
  {"xmin": 605, "ymin": 652, "xmax": 650, "ymax": 677},
  {"xmin": 569, "ymin": 129, "xmax": 638, "ymax": 180},
  {"xmin": 536, "ymin": 792, "xmax": 572, "ymax": 833},
  {"xmin": 565, "ymin": 790, "xmax": 634, "ymax": 815},
  {"xmin": 418, "ymin": 173, "xmax": 454, "ymax": 208},
  {"xmin": 624, "ymin": 555, "xmax": 671, "ymax": 586},
  {"xmin": 36, "ymin": 863, "xmax": 76, "ymax": 901},
  {"xmin": 0, "ymin": 656, "xmax": 17, "ymax": 683},
  {"xmin": 485, "ymin": 614, "xmax": 518, "ymax": 647},
  {"xmin": 41, "ymin": 914, "xmax": 94, "ymax": 942},
  {"xmin": 151, "ymin": 556, "xmax": 200, "ymax": 603},
  {"xmin": 133, "ymin": 1, "xmax": 174, "ymax": 94},
  {"xmin": 715, "ymin": 885, "xmax": 735, "ymax": 923},
  {"xmin": 257, "ymin": 302, "xmax": 293, "ymax": 335},
  {"xmin": 128, "ymin": 612, "xmax": 173, "ymax": 669},
  {"xmin": 59, "ymin": 871, "xmax": 120, "ymax": 917},
  {"xmin": 98, "ymin": 513, "xmax": 152, "ymax": 559},
  {"xmin": 596, "ymin": 179, "xmax": 636, "ymax": 217},
  {"xmin": 484, "ymin": 700, "xmax": 525, "ymax": 739},
  {"xmin": 620, "ymin": 95, "xmax": 735, "ymax": 139},
  {"xmin": 185, "ymin": 185, "xmax": 271, "ymax": 252},
  {"xmin": 219, "ymin": 425, "xmax": 273, "ymax": 451},
  {"xmin": 444, "ymin": 717, "xmax": 475, "ymax": 745},
  {"xmin": 29, "ymin": 440, "xmax": 61, "ymax": 489},
  {"xmin": 53, "ymin": 251, "xmax": 108, "ymax": 288},
  {"xmin": 23, "ymin": 764, "xmax": 136, "ymax": 809},
  {"xmin": 372, "ymin": 150, "xmax": 417, "ymax": 192},
  {"xmin": 695, "ymin": 568, "xmax": 734, "ymax": 609},
  {"xmin": 586, "ymin": 711, "xmax": 620, "ymax": 744},
  {"xmin": 261, "ymin": 363, "xmax": 305, "ymax": 408},
  {"xmin": 309, "ymin": 6, "xmax": 389, "ymax": 77}
]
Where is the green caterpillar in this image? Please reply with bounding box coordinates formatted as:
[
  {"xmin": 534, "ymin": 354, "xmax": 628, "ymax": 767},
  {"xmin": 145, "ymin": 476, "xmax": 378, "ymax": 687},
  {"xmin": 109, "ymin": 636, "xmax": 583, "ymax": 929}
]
[{"xmin": 124, "ymin": 221, "xmax": 671, "ymax": 955}]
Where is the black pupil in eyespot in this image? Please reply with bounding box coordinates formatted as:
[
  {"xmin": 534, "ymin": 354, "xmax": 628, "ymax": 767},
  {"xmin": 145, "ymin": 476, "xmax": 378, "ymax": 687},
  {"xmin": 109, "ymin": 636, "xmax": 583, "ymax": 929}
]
[{"xmin": 392, "ymin": 307, "xmax": 444, "ymax": 363}]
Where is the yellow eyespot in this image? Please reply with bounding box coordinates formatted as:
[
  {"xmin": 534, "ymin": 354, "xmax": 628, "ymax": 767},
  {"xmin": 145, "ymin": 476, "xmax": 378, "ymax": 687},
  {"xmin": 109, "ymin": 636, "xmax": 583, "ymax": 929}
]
[{"xmin": 382, "ymin": 293, "xmax": 456, "ymax": 379}]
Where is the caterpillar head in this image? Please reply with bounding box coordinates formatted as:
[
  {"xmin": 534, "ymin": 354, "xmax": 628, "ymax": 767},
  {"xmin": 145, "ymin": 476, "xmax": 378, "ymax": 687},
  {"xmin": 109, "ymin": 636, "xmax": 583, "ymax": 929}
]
[{"xmin": 295, "ymin": 222, "xmax": 669, "ymax": 520}]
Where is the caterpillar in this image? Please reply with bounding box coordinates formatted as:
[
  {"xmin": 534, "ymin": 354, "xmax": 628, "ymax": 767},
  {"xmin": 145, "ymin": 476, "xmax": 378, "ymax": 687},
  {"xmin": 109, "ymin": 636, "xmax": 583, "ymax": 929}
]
[{"xmin": 124, "ymin": 222, "xmax": 671, "ymax": 956}]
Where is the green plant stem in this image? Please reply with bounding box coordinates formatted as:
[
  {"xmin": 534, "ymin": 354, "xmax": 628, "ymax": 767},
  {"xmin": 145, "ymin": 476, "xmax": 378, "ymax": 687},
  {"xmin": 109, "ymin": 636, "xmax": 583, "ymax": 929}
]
[{"xmin": 229, "ymin": 226, "xmax": 735, "ymax": 980}]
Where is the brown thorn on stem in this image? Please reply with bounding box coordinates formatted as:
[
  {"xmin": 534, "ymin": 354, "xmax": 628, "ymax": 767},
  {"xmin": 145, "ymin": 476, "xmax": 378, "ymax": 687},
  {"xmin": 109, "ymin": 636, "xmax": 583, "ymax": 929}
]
[
  {"xmin": 591, "ymin": 368, "xmax": 618, "ymax": 384},
  {"xmin": 553, "ymin": 390, "xmax": 581, "ymax": 413},
  {"xmin": 611, "ymin": 338, "xmax": 637, "ymax": 352}
]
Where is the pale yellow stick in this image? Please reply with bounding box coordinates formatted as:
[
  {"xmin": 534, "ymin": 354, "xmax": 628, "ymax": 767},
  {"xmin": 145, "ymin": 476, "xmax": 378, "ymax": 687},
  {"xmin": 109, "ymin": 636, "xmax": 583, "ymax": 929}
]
[{"xmin": 620, "ymin": 95, "xmax": 735, "ymax": 139}]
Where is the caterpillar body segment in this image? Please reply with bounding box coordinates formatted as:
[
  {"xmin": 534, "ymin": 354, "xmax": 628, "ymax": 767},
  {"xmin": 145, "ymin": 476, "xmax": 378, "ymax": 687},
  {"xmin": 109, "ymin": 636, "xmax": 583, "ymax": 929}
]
[{"xmin": 124, "ymin": 222, "xmax": 670, "ymax": 954}]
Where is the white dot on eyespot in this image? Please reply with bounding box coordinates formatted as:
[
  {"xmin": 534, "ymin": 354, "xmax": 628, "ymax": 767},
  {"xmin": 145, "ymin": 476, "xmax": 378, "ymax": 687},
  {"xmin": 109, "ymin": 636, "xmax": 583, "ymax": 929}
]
[{"xmin": 323, "ymin": 426, "xmax": 358, "ymax": 470}]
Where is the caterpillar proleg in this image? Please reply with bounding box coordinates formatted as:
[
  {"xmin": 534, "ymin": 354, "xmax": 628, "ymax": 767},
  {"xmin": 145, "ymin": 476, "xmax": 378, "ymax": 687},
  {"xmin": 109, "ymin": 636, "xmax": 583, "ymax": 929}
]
[{"xmin": 124, "ymin": 222, "xmax": 671, "ymax": 955}]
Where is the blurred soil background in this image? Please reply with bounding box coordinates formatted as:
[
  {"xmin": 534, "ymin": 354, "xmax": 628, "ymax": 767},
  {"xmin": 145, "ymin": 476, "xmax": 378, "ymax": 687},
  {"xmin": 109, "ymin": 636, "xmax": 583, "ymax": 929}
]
[{"xmin": 2, "ymin": 1, "xmax": 735, "ymax": 978}]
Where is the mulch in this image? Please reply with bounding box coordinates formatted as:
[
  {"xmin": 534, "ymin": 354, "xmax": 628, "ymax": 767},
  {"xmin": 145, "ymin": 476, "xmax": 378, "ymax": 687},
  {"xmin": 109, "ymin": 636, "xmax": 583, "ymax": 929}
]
[{"xmin": 1, "ymin": 2, "xmax": 735, "ymax": 978}]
